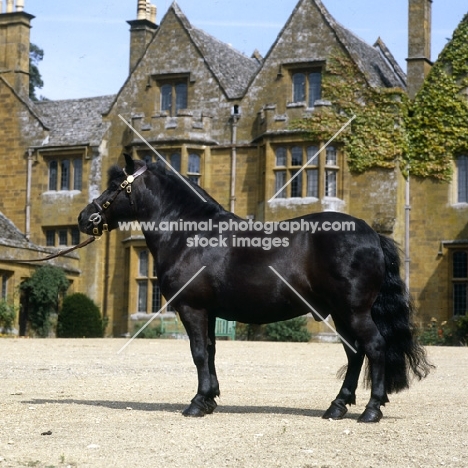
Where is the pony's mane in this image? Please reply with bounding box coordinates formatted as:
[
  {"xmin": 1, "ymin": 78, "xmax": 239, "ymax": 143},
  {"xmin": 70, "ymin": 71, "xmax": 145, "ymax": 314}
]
[
  {"xmin": 107, "ymin": 165, "xmax": 125, "ymax": 186},
  {"xmin": 147, "ymin": 160, "xmax": 232, "ymax": 216},
  {"xmin": 106, "ymin": 159, "xmax": 235, "ymax": 218}
]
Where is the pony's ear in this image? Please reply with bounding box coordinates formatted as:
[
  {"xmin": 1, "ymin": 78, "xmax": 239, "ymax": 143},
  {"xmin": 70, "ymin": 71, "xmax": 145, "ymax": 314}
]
[{"xmin": 124, "ymin": 153, "xmax": 135, "ymax": 175}]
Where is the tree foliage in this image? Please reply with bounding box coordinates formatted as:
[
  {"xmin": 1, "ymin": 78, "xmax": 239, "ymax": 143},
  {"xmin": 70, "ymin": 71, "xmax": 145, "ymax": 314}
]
[
  {"xmin": 57, "ymin": 293, "xmax": 104, "ymax": 338},
  {"xmin": 20, "ymin": 265, "xmax": 69, "ymax": 337},
  {"xmin": 29, "ymin": 43, "xmax": 45, "ymax": 101},
  {"xmin": 0, "ymin": 300, "xmax": 16, "ymax": 334},
  {"xmin": 264, "ymin": 317, "xmax": 311, "ymax": 342}
]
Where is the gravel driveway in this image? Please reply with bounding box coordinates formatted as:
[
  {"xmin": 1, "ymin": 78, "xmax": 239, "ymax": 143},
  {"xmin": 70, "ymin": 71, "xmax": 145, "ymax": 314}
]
[{"xmin": 0, "ymin": 339, "xmax": 467, "ymax": 467}]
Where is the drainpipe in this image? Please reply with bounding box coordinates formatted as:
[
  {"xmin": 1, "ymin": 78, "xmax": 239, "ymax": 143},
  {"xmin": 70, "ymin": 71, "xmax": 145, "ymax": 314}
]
[
  {"xmin": 25, "ymin": 148, "xmax": 33, "ymax": 240},
  {"xmin": 405, "ymin": 172, "xmax": 411, "ymax": 289},
  {"xmin": 230, "ymin": 106, "xmax": 241, "ymax": 213}
]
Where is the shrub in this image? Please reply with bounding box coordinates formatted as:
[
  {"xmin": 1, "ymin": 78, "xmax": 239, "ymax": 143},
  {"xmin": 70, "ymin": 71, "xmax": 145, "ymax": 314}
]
[
  {"xmin": 0, "ymin": 300, "xmax": 16, "ymax": 334},
  {"xmin": 20, "ymin": 265, "xmax": 69, "ymax": 337},
  {"xmin": 134, "ymin": 322, "xmax": 163, "ymax": 339},
  {"xmin": 454, "ymin": 315, "xmax": 468, "ymax": 345},
  {"xmin": 57, "ymin": 293, "xmax": 104, "ymax": 338},
  {"xmin": 264, "ymin": 316, "xmax": 311, "ymax": 342}
]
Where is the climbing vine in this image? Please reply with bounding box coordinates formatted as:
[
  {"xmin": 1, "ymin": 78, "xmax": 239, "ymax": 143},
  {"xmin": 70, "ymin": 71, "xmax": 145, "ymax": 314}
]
[
  {"xmin": 291, "ymin": 13, "xmax": 468, "ymax": 181},
  {"xmin": 290, "ymin": 49, "xmax": 408, "ymax": 173},
  {"xmin": 405, "ymin": 13, "xmax": 468, "ymax": 180}
]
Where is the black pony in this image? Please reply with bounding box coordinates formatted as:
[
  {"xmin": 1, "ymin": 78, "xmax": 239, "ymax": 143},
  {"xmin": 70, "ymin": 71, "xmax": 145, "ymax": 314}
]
[{"xmin": 78, "ymin": 154, "xmax": 432, "ymax": 423}]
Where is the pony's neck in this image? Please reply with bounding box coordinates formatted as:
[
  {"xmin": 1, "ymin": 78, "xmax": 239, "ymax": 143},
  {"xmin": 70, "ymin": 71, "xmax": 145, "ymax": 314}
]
[{"xmin": 138, "ymin": 166, "xmax": 236, "ymax": 225}]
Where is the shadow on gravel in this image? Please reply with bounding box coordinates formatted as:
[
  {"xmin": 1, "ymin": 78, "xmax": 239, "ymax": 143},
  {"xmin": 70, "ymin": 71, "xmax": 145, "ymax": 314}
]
[{"xmin": 22, "ymin": 398, "xmax": 364, "ymax": 419}]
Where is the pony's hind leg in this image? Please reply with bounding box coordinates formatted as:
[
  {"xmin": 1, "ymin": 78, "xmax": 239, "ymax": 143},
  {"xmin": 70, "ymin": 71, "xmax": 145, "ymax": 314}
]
[
  {"xmin": 351, "ymin": 314, "xmax": 388, "ymax": 423},
  {"xmin": 178, "ymin": 307, "xmax": 219, "ymax": 417},
  {"xmin": 323, "ymin": 327, "xmax": 365, "ymax": 420}
]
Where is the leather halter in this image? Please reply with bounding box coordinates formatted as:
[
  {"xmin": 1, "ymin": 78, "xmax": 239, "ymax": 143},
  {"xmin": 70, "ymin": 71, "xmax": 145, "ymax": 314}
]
[{"xmin": 90, "ymin": 164, "xmax": 148, "ymax": 236}]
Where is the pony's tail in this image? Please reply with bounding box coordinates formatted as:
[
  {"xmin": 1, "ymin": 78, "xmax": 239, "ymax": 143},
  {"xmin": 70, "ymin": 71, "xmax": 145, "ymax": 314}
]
[{"xmin": 369, "ymin": 235, "xmax": 434, "ymax": 393}]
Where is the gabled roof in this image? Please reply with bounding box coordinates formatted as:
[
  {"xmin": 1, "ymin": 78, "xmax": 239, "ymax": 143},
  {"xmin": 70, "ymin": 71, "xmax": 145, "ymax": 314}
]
[
  {"xmin": 34, "ymin": 95, "xmax": 115, "ymax": 147},
  {"xmin": 315, "ymin": 0, "xmax": 406, "ymax": 89},
  {"xmin": 0, "ymin": 75, "xmax": 49, "ymax": 130},
  {"xmin": 0, "ymin": 211, "xmax": 30, "ymax": 249},
  {"xmin": 259, "ymin": 0, "xmax": 405, "ymax": 90},
  {"xmin": 170, "ymin": 2, "xmax": 260, "ymax": 99}
]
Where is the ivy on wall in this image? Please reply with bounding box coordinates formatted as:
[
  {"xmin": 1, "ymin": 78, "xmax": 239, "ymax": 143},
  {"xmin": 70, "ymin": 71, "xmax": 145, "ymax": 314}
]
[
  {"xmin": 291, "ymin": 13, "xmax": 468, "ymax": 181},
  {"xmin": 290, "ymin": 50, "xmax": 407, "ymax": 173},
  {"xmin": 405, "ymin": 13, "xmax": 468, "ymax": 180}
]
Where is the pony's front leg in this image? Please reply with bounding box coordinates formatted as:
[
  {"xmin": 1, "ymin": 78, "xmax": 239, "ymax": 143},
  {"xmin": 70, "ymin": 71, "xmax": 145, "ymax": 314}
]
[{"xmin": 179, "ymin": 307, "xmax": 219, "ymax": 417}]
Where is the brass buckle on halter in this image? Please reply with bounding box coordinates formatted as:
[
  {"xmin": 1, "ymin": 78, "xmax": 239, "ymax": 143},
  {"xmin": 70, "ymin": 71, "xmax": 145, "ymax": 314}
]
[
  {"xmin": 93, "ymin": 227, "xmax": 100, "ymax": 236},
  {"xmin": 120, "ymin": 180, "xmax": 129, "ymax": 189},
  {"xmin": 103, "ymin": 224, "xmax": 109, "ymax": 232},
  {"xmin": 102, "ymin": 201, "xmax": 111, "ymax": 209}
]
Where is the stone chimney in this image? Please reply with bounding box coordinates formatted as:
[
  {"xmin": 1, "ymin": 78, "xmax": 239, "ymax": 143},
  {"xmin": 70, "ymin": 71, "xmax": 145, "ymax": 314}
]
[
  {"xmin": 0, "ymin": 0, "xmax": 34, "ymax": 95},
  {"xmin": 127, "ymin": 0, "xmax": 158, "ymax": 73},
  {"xmin": 407, "ymin": 0, "xmax": 433, "ymax": 99}
]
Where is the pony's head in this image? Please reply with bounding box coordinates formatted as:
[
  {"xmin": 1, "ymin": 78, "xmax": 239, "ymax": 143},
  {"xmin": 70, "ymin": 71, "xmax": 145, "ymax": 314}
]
[{"xmin": 78, "ymin": 154, "xmax": 147, "ymax": 236}]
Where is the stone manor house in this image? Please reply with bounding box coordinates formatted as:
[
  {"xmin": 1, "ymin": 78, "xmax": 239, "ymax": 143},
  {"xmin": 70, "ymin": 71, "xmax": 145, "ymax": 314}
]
[{"xmin": 1, "ymin": 0, "xmax": 467, "ymax": 336}]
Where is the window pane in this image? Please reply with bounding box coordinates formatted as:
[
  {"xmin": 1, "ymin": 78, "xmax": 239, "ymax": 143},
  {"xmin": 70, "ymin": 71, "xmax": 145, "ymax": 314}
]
[
  {"xmin": 61, "ymin": 160, "xmax": 70, "ymax": 190},
  {"xmin": 292, "ymin": 73, "xmax": 306, "ymax": 102},
  {"xmin": 453, "ymin": 251, "xmax": 468, "ymax": 278},
  {"xmin": 138, "ymin": 281, "xmax": 148, "ymax": 312},
  {"xmin": 457, "ymin": 156, "xmax": 468, "ymax": 203},
  {"xmin": 325, "ymin": 170, "xmax": 337, "ymax": 197},
  {"xmin": 290, "ymin": 169, "xmax": 302, "ymax": 197},
  {"xmin": 1, "ymin": 274, "xmax": 7, "ymax": 299},
  {"xmin": 170, "ymin": 153, "xmax": 181, "ymax": 172},
  {"xmin": 46, "ymin": 230, "xmax": 55, "ymax": 246},
  {"xmin": 276, "ymin": 147, "xmax": 286, "ymax": 167},
  {"xmin": 188, "ymin": 154, "xmax": 200, "ymax": 173},
  {"xmin": 326, "ymin": 146, "xmax": 337, "ymax": 166},
  {"xmin": 73, "ymin": 159, "xmax": 82, "ymax": 191},
  {"xmin": 139, "ymin": 250, "xmax": 149, "ymax": 277},
  {"xmin": 71, "ymin": 227, "xmax": 80, "ymax": 245},
  {"xmin": 161, "ymin": 84, "xmax": 172, "ymax": 112},
  {"xmin": 58, "ymin": 229, "xmax": 68, "ymax": 246},
  {"xmin": 275, "ymin": 171, "xmax": 286, "ymax": 198},
  {"xmin": 49, "ymin": 161, "xmax": 58, "ymax": 190},
  {"xmin": 152, "ymin": 281, "xmax": 161, "ymax": 313},
  {"xmin": 306, "ymin": 169, "xmax": 318, "ymax": 197},
  {"xmin": 188, "ymin": 175, "xmax": 200, "ymax": 185},
  {"xmin": 453, "ymin": 283, "xmax": 467, "ymax": 316},
  {"xmin": 306, "ymin": 146, "xmax": 319, "ymax": 165},
  {"xmin": 175, "ymin": 83, "xmax": 187, "ymax": 112},
  {"xmin": 308, "ymin": 71, "xmax": 322, "ymax": 106},
  {"xmin": 291, "ymin": 147, "xmax": 303, "ymax": 166}
]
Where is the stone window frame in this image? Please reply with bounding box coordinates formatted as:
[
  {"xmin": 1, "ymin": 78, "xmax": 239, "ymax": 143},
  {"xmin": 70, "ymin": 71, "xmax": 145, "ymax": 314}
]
[
  {"xmin": 453, "ymin": 155, "xmax": 468, "ymax": 204},
  {"xmin": 44, "ymin": 226, "xmax": 81, "ymax": 247},
  {"xmin": 135, "ymin": 146, "xmax": 203, "ymax": 186},
  {"xmin": 283, "ymin": 61, "xmax": 325, "ymax": 108},
  {"xmin": 0, "ymin": 270, "xmax": 12, "ymax": 300},
  {"xmin": 46, "ymin": 155, "xmax": 83, "ymax": 192},
  {"xmin": 273, "ymin": 144, "xmax": 340, "ymax": 199},
  {"xmin": 154, "ymin": 73, "xmax": 191, "ymax": 117},
  {"xmin": 451, "ymin": 249, "xmax": 468, "ymax": 316}
]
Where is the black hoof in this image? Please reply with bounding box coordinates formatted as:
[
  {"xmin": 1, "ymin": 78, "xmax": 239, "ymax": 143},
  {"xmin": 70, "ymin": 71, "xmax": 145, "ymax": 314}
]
[
  {"xmin": 322, "ymin": 402, "xmax": 348, "ymax": 420},
  {"xmin": 182, "ymin": 395, "xmax": 217, "ymax": 417},
  {"xmin": 357, "ymin": 407, "xmax": 383, "ymax": 423}
]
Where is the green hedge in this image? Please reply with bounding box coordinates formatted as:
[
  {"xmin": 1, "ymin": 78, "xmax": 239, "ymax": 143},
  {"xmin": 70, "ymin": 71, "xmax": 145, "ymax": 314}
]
[{"xmin": 57, "ymin": 293, "xmax": 104, "ymax": 338}]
